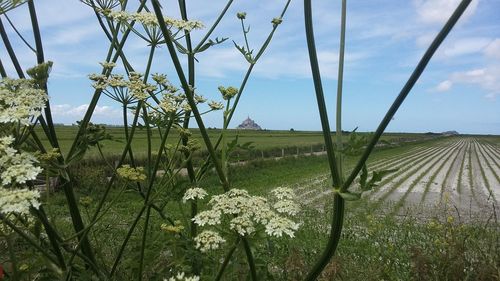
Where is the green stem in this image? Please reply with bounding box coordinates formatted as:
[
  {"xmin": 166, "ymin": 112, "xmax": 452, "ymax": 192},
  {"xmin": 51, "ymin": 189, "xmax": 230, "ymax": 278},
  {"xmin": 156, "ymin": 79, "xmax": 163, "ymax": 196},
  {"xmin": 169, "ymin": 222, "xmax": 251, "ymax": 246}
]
[
  {"xmin": 0, "ymin": 58, "xmax": 7, "ymax": 77},
  {"xmin": 214, "ymin": 237, "xmax": 241, "ymax": 281},
  {"xmin": 137, "ymin": 206, "xmax": 152, "ymax": 281},
  {"xmin": 109, "ymin": 205, "xmax": 147, "ymax": 278},
  {"xmin": 0, "ymin": 214, "xmax": 60, "ymax": 266},
  {"xmin": 242, "ymin": 239, "xmax": 257, "ymax": 280},
  {"xmin": 303, "ymin": 0, "xmax": 341, "ymax": 186},
  {"xmin": 32, "ymin": 207, "xmax": 67, "ymax": 270},
  {"xmin": 28, "ymin": 0, "xmax": 60, "ymax": 149},
  {"xmin": 303, "ymin": 1, "xmax": 472, "ymax": 280},
  {"xmin": 151, "ymin": 0, "xmax": 229, "ymax": 191},
  {"xmin": 3, "ymin": 13, "xmax": 36, "ymax": 53},
  {"xmin": 0, "ymin": 17, "xmax": 24, "ymax": 77},
  {"xmin": 193, "ymin": 0, "xmax": 234, "ymax": 52},
  {"xmin": 335, "ymin": 0, "xmax": 346, "ymax": 182},
  {"xmin": 340, "ymin": 0, "xmax": 472, "ymax": 193},
  {"xmin": 6, "ymin": 234, "xmax": 19, "ymax": 280}
]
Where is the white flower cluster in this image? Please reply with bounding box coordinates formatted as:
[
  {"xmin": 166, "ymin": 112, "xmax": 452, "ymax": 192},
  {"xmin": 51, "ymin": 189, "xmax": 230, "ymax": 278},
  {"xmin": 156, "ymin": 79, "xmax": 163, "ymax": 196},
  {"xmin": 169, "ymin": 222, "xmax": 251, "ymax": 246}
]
[
  {"xmin": 0, "ymin": 188, "xmax": 41, "ymax": 215},
  {"xmin": 0, "ymin": 136, "xmax": 42, "ymax": 186},
  {"xmin": 193, "ymin": 230, "xmax": 226, "ymax": 253},
  {"xmin": 182, "ymin": 187, "xmax": 208, "ymax": 203},
  {"xmin": 0, "ymin": 78, "xmax": 48, "ymax": 125},
  {"xmin": 107, "ymin": 10, "xmax": 204, "ymax": 31},
  {"xmin": 164, "ymin": 272, "xmax": 200, "ymax": 281},
  {"xmin": 192, "ymin": 188, "xmax": 301, "ymax": 252}
]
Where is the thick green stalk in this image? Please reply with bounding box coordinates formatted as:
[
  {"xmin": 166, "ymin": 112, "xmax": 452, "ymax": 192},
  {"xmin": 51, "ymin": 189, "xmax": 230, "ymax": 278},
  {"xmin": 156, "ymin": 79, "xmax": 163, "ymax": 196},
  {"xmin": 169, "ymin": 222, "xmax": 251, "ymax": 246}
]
[
  {"xmin": 303, "ymin": 0, "xmax": 341, "ymax": 186},
  {"xmin": 110, "ymin": 205, "xmax": 147, "ymax": 278},
  {"xmin": 0, "ymin": 58, "xmax": 6, "ymax": 77},
  {"xmin": 0, "ymin": 18, "xmax": 24, "ymax": 77},
  {"xmin": 335, "ymin": 0, "xmax": 347, "ymax": 182},
  {"xmin": 151, "ymin": 0, "xmax": 229, "ymax": 191},
  {"xmin": 0, "ymin": 214, "xmax": 60, "ymax": 266},
  {"xmin": 340, "ymin": 0, "xmax": 472, "ymax": 193},
  {"xmin": 214, "ymin": 238, "xmax": 240, "ymax": 281},
  {"xmin": 242, "ymin": 239, "xmax": 257, "ymax": 281},
  {"xmin": 177, "ymin": 0, "xmax": 201, "ymax": 273},
  {"xmin": 303, "ymin": 1, "xmax": 472, "ymax": 280},
  {"xmin": 137, "ymin": 206, "xmax": 152, "ymax": 281},
  {"xmin": 32, "ymin": 207, "xmax": 67, "ymax": 270},
  {"xmin": 28, "ymin": 0, "xmax": 60, "ymax": 149}
]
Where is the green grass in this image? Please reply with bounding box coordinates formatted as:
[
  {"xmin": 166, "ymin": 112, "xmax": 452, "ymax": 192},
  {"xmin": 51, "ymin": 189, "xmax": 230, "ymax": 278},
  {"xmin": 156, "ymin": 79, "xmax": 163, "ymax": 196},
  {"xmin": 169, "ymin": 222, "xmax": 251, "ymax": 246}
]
[
  {"xmin": 3, "ymin": 136, "xmax": 500, "ymax": 280},
  {"xmin": 34, "ymin": 125, "xmax": 434, "ymax": 159}
]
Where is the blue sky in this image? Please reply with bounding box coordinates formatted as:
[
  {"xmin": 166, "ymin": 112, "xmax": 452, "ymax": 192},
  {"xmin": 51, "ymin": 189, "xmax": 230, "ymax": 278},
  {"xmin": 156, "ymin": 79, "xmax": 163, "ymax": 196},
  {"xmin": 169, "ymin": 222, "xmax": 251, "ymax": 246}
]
[{"xmin": 1, "ymin": 0, "xmax": 499, "ymax": 134}]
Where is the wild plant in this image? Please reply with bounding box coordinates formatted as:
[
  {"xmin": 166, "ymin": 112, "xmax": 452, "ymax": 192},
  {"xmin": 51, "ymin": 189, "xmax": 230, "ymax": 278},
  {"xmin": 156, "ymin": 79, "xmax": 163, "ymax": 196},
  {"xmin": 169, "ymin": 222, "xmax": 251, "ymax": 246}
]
[{"xmin": 0, "ymin": 0, "xmax": 473, "ymax": 280}]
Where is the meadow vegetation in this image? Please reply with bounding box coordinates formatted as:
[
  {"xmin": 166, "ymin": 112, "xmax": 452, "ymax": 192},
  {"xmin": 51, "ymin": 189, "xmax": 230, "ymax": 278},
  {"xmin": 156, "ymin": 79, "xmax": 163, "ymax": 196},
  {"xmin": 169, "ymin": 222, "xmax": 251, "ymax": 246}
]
[{"xmin": 2, "ymin": 0, "xmax": 496, "ymax": 280}]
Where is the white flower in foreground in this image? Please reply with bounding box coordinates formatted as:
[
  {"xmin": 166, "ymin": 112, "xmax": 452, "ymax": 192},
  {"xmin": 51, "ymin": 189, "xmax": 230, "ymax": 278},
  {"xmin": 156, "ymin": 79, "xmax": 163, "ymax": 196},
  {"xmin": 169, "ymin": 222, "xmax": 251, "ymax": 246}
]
[
  {"xmin": 1, "ymin": 151, "xmax": 42, "ymax": 186},
  {"xmin": 192, "ymin": 210, "xmax": 221, "ymax": 226},
  {"xmin": 182, "ymin": 187, "xmax": 208, "ymax": 203},
  {"xmin": 0, "ymin": 78, "xmax": 48, "ymax": 125},
  {"xmin": 230, "ymin": 215, "xmax": 255, "ymax": 236},
  {"xmin": 165, "ymin": 271, "xmax": 200, "ymax": 281},
  {"xmin": 273, "ymin": 200, "xmax": 300, "ymax": 216},
  {"xmin": 0, "ymin": 152, "xmax": 42, "ymax": 185},
  {"xmin": 0, "ymin": 188, "xmax": 41, "ymax": 215},
  {"xmin": 194, "ymin": 230, "xmax": 225, "ymax": 252},
  {"xmin": 265, "ymin": 217, "xmax": 300, "ymax": 238},
  {"xmin": 271, "ymin": 186, "xmax": 296, "ymax": 200}
]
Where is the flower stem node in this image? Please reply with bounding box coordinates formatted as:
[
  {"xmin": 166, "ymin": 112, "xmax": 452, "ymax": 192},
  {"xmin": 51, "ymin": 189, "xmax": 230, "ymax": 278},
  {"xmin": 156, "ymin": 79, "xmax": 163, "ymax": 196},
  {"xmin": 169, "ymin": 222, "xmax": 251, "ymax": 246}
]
[
  {"xmin": 237, "ymin": 12, "xmax": 247, "ymax": 20},
  {"xmin": 271, "ymin": 17, "xmax": 283, "ymax": 25}
]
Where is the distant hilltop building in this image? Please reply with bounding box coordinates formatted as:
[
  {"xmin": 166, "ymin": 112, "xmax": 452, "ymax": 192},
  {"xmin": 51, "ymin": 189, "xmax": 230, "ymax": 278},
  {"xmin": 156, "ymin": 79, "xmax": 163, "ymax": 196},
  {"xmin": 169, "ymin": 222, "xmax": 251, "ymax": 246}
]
[
  {"xmin": 442, "ymin": 131, "xmax": 459, "ymax": 136},
  {"xmin": 237, "ymin": 116, "xmax": 262, "ymax": 130}
]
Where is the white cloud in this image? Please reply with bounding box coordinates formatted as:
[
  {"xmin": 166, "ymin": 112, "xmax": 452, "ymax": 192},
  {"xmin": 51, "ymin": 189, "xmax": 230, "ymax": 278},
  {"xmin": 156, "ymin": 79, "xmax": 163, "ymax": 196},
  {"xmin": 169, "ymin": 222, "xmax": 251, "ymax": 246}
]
[
  {"xmin": 484, "ymin": 39, "xmax": 500, "ymax": 59},
  {"xmin": 441, "ymin": 37, "xmax": 492, "ymax": 57},
  {"xmin": 414, "ymin": 0, "xmax": 478, "ymax": 25},
  {"xmin": 435, "ymin": 80, "xmax": 453, "ymax": 92},
  {"xmin": 52, "ymin": 104, "xmax": 121, "ymax": 119},
  {"xmin": 438, "ymin": 66, "xmax": 500, "ymax": 99}
]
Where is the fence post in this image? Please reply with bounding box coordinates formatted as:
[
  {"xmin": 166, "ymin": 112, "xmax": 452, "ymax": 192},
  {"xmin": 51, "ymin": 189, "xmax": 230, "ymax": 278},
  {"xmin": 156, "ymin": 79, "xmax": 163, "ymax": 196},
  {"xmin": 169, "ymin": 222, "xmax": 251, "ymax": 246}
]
[{"xmin": 282, "ymin": 148, "xmax": 285, "ymax": 157}]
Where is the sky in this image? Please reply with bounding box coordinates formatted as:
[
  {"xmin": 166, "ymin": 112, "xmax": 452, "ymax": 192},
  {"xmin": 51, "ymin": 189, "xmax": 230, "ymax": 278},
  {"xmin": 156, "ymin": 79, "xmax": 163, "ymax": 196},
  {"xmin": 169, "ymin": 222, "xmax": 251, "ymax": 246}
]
[{"xmin": 1, "ymin": 0, "xmax": 499, "ymax": 135}]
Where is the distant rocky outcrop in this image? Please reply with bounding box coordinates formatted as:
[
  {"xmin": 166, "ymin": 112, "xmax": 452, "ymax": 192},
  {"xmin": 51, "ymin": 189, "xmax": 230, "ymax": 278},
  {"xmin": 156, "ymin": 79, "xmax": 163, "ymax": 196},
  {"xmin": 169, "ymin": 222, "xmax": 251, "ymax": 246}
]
[
  {"xmin": 237, "ymin": 117, "xmax": 262, "ymax": 130},
  {"xmin": 442, "ymin": 130, "xmax": 459, "ymax": 136}
]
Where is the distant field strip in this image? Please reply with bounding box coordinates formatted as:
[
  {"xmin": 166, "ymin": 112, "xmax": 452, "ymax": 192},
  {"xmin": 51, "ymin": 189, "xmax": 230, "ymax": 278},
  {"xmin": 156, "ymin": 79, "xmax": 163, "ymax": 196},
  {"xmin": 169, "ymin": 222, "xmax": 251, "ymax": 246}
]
[{"xmin": 296, "ymin": 137, "xmax": 500, "ymax": 218}]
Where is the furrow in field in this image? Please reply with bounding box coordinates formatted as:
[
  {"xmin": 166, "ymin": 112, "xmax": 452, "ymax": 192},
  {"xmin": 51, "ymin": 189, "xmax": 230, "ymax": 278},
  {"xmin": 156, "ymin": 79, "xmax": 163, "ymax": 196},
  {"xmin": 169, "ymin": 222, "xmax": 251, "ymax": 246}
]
[
  {"xmin": 368, "ymin": 140, "xmax": 460, "ymax": 204},
  {"xmin": 418, "ymin": 140, "xmax": 466, "ymax": 205},
  {"xmin": 383, "ymin": 140, "xmax": 463, "ymax": 214},
  {"xmin": 482, "ymin": 142, "xmax": 500, "ymax": 160},
  {"xmin": 439, "ymin": 142, "xmax": 467, "ymax": 203},
  {"xmin": 301, "ymin": 142, "xmax": 448, "ymax": 206},
  {"xmin": 367, "ymin": 145, "xmax": 431, "ymax": 170},
  {"xmin": 462, "ymin": 140, "xmax": 483, "ymax": 209},
  {"xmin": 474, "ymin": 140, "xmax": 500, "ymax": 185},
  {"xmin": 486, "ymin": 140, "xmax": 500, "ymax": 152},
  {"xmin": 366, "ymin": 142, "xmax": 450, "ymax": 180},
  {"xmin": 471, "ymin": 141, "xmax": 498, "ymax": 204},
  {"xmin": 479, "ymin": 141, "xmax": 500, "ymax": 171}
]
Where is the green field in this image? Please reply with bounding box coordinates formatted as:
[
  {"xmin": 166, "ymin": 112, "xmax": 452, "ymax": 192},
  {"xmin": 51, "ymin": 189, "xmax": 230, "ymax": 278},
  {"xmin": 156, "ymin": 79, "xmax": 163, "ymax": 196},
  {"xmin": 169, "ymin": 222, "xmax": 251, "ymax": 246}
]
[
  {"xmin": 36, "ymin": 125, "xmax": 434, "ymax": 160},
  {"xmin": 4, "ymin": 134, "xmax": 499, "ymax": 280}
]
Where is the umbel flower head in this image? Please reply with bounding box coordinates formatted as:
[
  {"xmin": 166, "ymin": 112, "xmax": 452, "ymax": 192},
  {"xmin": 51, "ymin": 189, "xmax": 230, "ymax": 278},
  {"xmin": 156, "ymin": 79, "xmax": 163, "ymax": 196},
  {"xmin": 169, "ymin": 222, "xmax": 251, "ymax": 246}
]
[
  {"xmin": 0, "ymin": 136, "xmax": 43, "ymax": 187},
  {"xmin": 191, "ymin": 187, "xmax": 301, "ymax": 252},
  {"xmin": 116, "ymin": 165, "xmax": 147, "ymax": 181},
  {"xmin": 0, "ymin": 77, "xmax": 48, "ymax": 125},
  {"xmin": 218, "ymin": 86, "xmax": 238, "ymax": 100},
  {"xmin": 0, "ymin": 188, "xmax": 41, "ymax": 216},
  {"xmin": 164, "ymin": 272, "xmax": 200, "ymax": 281}
]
